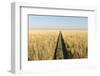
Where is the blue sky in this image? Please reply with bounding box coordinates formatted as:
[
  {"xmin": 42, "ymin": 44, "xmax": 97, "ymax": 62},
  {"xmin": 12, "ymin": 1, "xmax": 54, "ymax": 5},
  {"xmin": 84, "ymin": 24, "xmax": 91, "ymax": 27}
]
[{"xmin": 29, "ymin": 15, "xmax": 88, "ymax": 29}]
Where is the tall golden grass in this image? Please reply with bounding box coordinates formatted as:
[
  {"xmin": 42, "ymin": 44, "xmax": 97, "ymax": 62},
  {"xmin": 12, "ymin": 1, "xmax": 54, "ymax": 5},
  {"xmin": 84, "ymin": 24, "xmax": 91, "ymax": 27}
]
[{"xmin": 28, "ymin": 30, "xmax": 88, "ymax": 60}]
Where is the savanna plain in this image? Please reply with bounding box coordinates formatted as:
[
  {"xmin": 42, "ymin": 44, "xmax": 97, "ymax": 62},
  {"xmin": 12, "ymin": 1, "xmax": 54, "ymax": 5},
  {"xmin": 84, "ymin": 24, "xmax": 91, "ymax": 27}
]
[{"xmin": 28, "ymin": 29, "xmax": 88, "ymax": 60}]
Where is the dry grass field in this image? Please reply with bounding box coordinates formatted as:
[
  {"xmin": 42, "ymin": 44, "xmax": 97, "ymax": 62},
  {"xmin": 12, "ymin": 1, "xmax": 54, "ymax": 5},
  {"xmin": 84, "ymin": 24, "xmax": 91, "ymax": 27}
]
[{"xmin": 28, "ymin": 29, "xmax": 88, "ymax": 61}]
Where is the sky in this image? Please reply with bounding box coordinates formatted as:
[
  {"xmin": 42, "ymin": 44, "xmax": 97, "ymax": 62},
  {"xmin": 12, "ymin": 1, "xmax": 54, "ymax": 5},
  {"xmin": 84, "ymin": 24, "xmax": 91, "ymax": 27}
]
[{"xmin": 29, "ymin": 15, "xmax": 88, "ymax": 30}]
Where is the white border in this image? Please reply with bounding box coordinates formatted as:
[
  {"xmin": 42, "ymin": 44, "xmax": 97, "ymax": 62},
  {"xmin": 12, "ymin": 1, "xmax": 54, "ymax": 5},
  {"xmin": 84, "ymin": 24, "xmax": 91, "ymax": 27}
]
[{"xmin": 11, "ymin": 2, "xmax": 96, "ymax": 74}]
